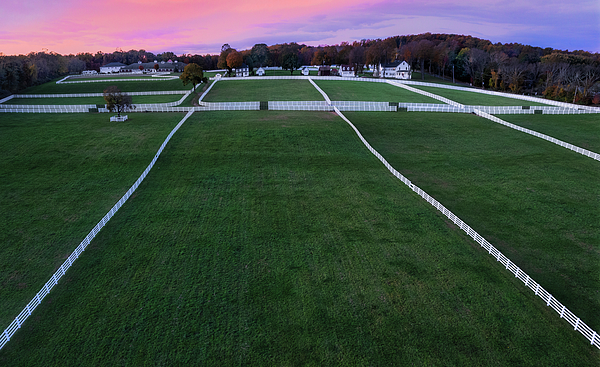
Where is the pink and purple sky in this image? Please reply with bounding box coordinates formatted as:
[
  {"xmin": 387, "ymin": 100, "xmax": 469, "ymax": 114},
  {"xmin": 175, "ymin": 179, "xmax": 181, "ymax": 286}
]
[{"xmin": 1, "ymin": 0, "xmax": 599, "ymax": 56}]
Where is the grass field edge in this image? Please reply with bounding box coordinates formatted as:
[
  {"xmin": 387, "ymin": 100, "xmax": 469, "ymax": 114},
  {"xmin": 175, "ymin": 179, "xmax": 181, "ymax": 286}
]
[{"xmin": 333, "ymin": 106, "xmax": 600, "ymax": 350}]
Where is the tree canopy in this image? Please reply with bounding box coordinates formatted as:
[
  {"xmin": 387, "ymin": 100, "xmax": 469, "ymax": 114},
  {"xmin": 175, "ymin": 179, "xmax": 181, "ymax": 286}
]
[
  {"xmin": 179, "ymin": 63, "xmax": 206, "ymax": 91},
  {"xmin": 103, "ymin": 86, "xmax": 134, "ymax": 117},
  {"xmin": 281, "ymin": 51, "xmax": 301, "ymax": 75}
]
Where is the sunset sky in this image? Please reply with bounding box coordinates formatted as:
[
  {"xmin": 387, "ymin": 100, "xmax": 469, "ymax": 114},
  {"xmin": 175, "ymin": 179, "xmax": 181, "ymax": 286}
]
[{"xmin": 1, "ymin": 0, "xmax": 599, "ymax": 56}]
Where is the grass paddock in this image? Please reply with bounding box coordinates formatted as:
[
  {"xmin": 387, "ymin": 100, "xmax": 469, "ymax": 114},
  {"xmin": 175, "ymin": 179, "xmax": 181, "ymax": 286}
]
[{"xmin": 0, "ymin": 111, "xmax": 597, "ymax": 365}]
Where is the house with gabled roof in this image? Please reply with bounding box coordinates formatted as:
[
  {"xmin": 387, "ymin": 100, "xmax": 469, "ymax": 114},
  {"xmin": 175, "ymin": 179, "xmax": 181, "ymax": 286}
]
[
  {"xmin": 235, "ymin": 63, "xmax": 250, "ymax": 77},
  {"xmin": 378, "ymin": 61, "xmax": 412, "ymax": 79}
]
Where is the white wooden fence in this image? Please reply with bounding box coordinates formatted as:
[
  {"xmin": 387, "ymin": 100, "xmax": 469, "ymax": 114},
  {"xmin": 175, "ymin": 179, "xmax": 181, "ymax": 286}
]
[
  {"xmin": 334, "ymin": 106, "xmax": 600, "ymax": 350},
  {"xmin": 474, "ymin": 110, "xmax": 600, "ymax": 161},
  {"xmin": 0, "ymin": 110, "xmax": 195, "ymax": 351}
]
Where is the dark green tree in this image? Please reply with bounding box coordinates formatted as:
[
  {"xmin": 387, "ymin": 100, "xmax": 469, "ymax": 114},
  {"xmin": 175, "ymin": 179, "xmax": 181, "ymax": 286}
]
[
  {"xmin": 251, "ymin": 43, "xmax": 269, "ymax": 67},
  {"xmin": 103, "ymin": 86, "xmax": 134, "ymax": 117},
  {"xmin": 179, "ymin": 63, "xmax": 206, "ymax": 91},
  {"xmin": 281, "ymin": 52, "xmax": 301, "ymax": 75}
]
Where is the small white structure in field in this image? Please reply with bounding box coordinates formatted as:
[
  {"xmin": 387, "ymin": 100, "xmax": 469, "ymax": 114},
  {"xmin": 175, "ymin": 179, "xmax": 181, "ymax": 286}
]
[
  {"xmin": 110, "ymin": 115, "xmax": 128, "ymax": 122},
  {"xmin": 301, "ymin": 67, "xmax": 310, "ymax": 76},
  {"xmin": 256, "ymin": 67, "xmax": 265, "ymax": 76},
  {"xmin": 100, "ymin": 62, "xmax": 126, "ymax": 74},
  {"xmin": 82, "ymin": 70, "xmax": 98, "ymax": 75},
  {"xmin": 339, "ymin": 65, "xmax": 356, "ymax": 77}
]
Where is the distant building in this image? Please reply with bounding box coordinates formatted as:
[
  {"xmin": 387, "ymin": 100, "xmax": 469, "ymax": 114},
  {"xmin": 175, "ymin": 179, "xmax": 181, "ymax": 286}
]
[
  {"xmin": 378, "ymin": 61, "xmax": 412, "ymax": 79},
  {"xmin": 119, "ymin": 60, "xmax": 185, "ymax": 74},
  {"xmin": 235, "ymin": 63, "xmax": 249, "ymax": 77},
  {"xmin": 317, "ymin": 66, "xmax": 330, "ymax": 76},
  {"xmin": 256, "ymin": 67, "xmax": 265, "ymax": 76},
  {"xmin": 82, "ymin": 70, "xmax": 98, "ymax": 75},
  {"xmin": 330, "ymin": 67, "xmax": 339, "ymax": 76},
  {"xmin": 100, "ymin": 62, "xmax": 126, "ymax": 74},
  {"xmin": 339, "ymin": 65, "xmax": 356, "ymax": 77},
  {"xmin": 301, "ymin": 67, "xmax": 310, "ymax": 76}
]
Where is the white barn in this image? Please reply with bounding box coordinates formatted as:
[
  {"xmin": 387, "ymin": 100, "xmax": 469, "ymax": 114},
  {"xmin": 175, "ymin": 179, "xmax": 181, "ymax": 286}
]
[
  {"xmin": 100, "ymin": 62, "xmax": 126, "ymax": 74},
  {"xmin": 339, "ymin": 65, "xmax": 356, "ymax": 77},
  {"xmin": 256, "ymin": 67, "xmax": 265, "ymax": 76}
]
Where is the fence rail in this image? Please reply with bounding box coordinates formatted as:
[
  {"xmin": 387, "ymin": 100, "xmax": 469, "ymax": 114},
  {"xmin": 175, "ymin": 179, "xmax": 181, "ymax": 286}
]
[
  {"xmin": 474, "ymin": 110, "xmax": 600, "ymax": 161},
  {"xmin": 0, "ymin": 110, "xmax": 196, "ymax": 351},
  {"xmin": 12, "ymin": 91, "xmax": 189, "ymax": 98},
  {"xmin": 333, "ymin": 106, "xmax": 600, "ymax": 350}
]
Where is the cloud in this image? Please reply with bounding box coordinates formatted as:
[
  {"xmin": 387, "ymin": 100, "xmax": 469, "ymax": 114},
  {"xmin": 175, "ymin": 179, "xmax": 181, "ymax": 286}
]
[{"xmin": 1, "ymin": 0, "xmax": 598, "ymax": 55}]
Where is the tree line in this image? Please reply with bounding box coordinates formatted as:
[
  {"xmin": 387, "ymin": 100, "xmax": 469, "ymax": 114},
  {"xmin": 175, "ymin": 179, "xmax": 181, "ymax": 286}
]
[{"xmin": 2, "ymin": 33, "xmax": 599, "ymax": 104}]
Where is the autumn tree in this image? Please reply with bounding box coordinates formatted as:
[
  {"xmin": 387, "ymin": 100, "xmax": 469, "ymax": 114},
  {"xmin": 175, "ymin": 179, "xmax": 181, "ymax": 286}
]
[
  {"xmin": 179, "ymin": 63, "xmax": 206, "ymax": 91},
  {"xmin": 349, "ymin": 46, "xmax": 365, "ymax": 75},
  {"xmin": 103, "ymin": 86, "xmax": 134, "ymax": 117},
  {"xmin": 217, "ymin": 44, "xmax": 234, "ymax": 76},
  {"xmin": 226, "ymin": 51, "xmax": 243, "ymax": 75}
]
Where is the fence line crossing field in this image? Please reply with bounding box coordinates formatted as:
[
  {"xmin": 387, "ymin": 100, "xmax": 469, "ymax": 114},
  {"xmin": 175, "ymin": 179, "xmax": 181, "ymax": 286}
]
[
  {"xmin": 494, "ymin": 114, "xmax": 600, "ymax": 153},
  {"xmin": 0, "ymin": 111, "xmax": 598, "ymax": 365},
  {"xmin": 201, "ymin": 80, "xmax": 324, "ymax": 102},
  {"xmin": 0, "ymin": 113, "xmax": 186, "ymax": 328},
  {"xmin": 345, "ymin": 111, "xmax": 600, "ymax": 331},
  {"xmin": 314, "ymin": 80, "xmax": 445, "ymax": 104},
  {"xmin": 412, "ymin": 85, "xmax": 552, "ymax": 106}
]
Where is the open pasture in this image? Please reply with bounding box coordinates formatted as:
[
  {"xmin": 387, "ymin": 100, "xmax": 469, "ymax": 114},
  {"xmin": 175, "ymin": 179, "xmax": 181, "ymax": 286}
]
[
  {"xmin": 496, "ymin": 114, "xmax": 600, "ymax": 153},
  {"xmin": 20, "ymin": 78, "xmax": 192, "ymax": 94},
  {"xmin": 413, "ymin": 86, "xmax": 552, "ymax": 106},
  {"xmin": 202, "ymin": 79, "xmax": 323, "ymax": 102},
  {"xmin": 314, "ymin": 80, "xmax": 444, "ymax": 103},
  {"xmin": 0, "ymin": 112, "xmax": 185, "ymax": 328},
  {"xmin": 0, "ymin": 111, "xmax": 597, "ymax": 365},
  {"xmin": 3, "ymin": 94, "xmax": 185, "ymax": 105},
  {"xmin": 346, "ymin": 111, "xmax": 600, "ymax": 331}
]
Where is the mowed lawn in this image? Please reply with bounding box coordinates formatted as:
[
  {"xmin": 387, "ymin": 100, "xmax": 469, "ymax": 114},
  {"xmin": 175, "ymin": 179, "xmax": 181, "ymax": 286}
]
[
  {"xmin": 413, "ymin": 86, "xmax": 551, "ymax": 106},
  {"xmin": 345, "ymin": 112, "xmax": 600, "ymax": 331},
  {"xmin": 496, "ymin": 114, "xmax": 600, "ymax": 153},
  {"xmin": 0, "ymin": 112, "xmax": 185, "ymax": 328},
  {"xmin": 1, "ymin": 111, "xmax": 597, "ymax": 365},
  {"xmin": 3, "ymin": 95, "xmax": 185, "ymax": 105},
  {"xmin": 314, "ymin": 80, "xmax": 444, "ymax": 103},
  {"xmin": 202, "ymin": 80, "xmax": 323, "ymax": 102},
  {"xmin": 20, "ymin": 77, "xmax": 192, "ymax": 94}
]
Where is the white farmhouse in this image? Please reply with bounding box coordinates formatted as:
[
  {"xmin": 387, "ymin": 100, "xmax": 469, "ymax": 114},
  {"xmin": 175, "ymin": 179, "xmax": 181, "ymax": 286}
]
[
  {"xmin": 100, "ymin": 62, "xmax": 127, "ymax": 74},
  {"xmin": 256, "ymin": 67, "xmax": 265, "ymax": 76},
  {"xmin": 378, "ymin": 61, "xmax": 412, "ymax": 79},
  {"xmin": 236, "ymin": 63, "xmax": 249, "ymax": 77}
]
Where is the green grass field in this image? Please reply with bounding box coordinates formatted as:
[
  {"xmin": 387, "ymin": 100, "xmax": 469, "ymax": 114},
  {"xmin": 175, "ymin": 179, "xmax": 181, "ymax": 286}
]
[
  {"xmin": 3, "ymin": 95, "xmax": 185, "ymax": 105},
  {"xmin": 314, "ymin": 80, "xmax": 444, "ymax": 103},
  {"xmin": 413, "ymin": 86, "xmax": 551, "ymax": 106},
  {"xmin": 345, "ymin": 112, "xmax": 600, "ymax": 331},
  {"xmin": 0, "ymin": 111, "xmax": 597, "ymax": 365},
  {"xmin": 496, "ymin": 114, "xmax": 600, "ymax": 153},
  {"xmin": 0, "ymin": 112, "xmax": 185, "ymax": 328},
  {"xmin": 202, "ymin": 80, "xmax": 323, "ymax": 102},
  {"xmin": 20, "ymin": 78, "xmax": 192, "ymax": 94}
]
